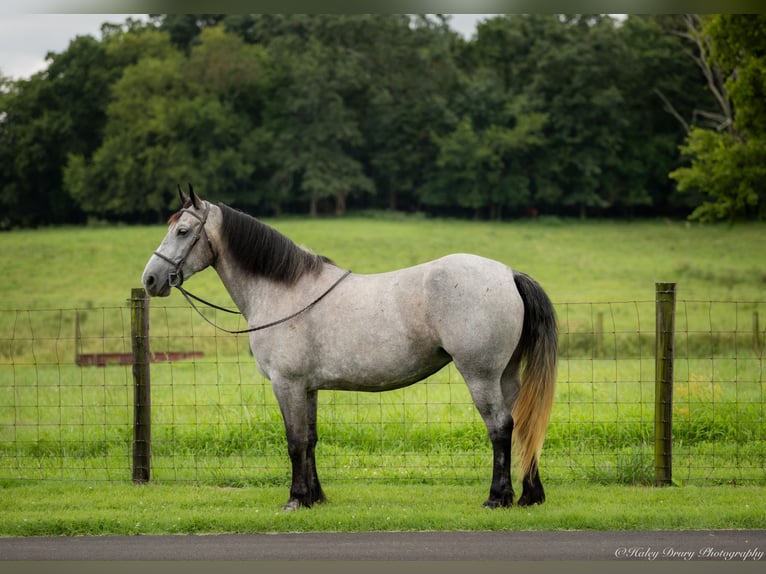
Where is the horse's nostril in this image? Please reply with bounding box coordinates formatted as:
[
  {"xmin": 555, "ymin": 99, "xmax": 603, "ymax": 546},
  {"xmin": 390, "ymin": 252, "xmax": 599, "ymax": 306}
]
[{"xmin": 145, "ymin": 274, "xmax": 155, "ymax": 287}]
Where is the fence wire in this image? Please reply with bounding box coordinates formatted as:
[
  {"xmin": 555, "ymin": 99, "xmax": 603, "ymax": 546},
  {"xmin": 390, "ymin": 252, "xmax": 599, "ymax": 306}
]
[{"xmin": 1, "ymin": 297, "xmax": 764, "ymax": 485}]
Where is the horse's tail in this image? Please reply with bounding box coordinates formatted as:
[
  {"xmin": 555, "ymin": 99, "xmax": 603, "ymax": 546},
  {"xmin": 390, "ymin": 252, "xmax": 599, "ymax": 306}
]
[{"xmin": 511, "ymin": 271, "xmax": 558, "ymax": 480}]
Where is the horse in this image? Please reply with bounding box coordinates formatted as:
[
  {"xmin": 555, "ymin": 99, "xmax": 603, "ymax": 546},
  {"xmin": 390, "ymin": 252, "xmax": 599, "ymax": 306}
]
[{"xmin": 142, "ymin": 186, "xmax": 558, "ymax": 510}]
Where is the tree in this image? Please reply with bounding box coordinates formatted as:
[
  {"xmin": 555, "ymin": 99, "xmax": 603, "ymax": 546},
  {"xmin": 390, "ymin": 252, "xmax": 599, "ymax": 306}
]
[
  {"xmin": 670, "ymin": 15, "xmax": 766, "ymax": 221},
  {"xmin": 0, "ymin": 34, "xmax": 117, "ymax": 226},
  {"xmin": 64, "ymin": 27, "xmax": 271, "ymax": 220},
  {"xmin": 2, "ymin": 13, "xmax": 745, "ymax": 225},
  {"xmin": 709, "ymin": 15, "xmax": 766, "ymax": 137},
  {"xmin": 356, "ymin": 15, "xmax": 458, "ymax": 212},
  {"xmin": 425, "ymin": 94, "xmax": 547, "ymax": 219},
  {"xmin": 150, "ymin": 14, "xmax": 226, "ymax": 53},
  {"xmin": 534, "ymin": 16, "xmax": 632, "ymax": 218},
  {"xmin": 669, "ymin": 129, "xmax": 765, "ymax": 221},
  {"xmin": 263, "ymin": 16, "xmax": 375, "ymax": 216}
]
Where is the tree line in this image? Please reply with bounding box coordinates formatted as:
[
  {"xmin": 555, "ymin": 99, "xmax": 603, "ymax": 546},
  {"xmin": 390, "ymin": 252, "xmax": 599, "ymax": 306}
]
[{"xmin": 1, "ymin": 14, "xmax": 764, "ymax": 228}]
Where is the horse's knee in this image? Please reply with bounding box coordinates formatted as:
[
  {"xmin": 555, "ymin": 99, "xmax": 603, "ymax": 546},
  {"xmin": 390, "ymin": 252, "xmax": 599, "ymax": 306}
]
[{"xmin": 285, "ymin": 428, "xmax": 309, "ymax": 457}]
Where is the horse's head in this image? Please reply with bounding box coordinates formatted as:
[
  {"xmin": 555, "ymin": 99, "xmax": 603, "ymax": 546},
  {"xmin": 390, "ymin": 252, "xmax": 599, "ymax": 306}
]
[{"xmin": 142, "ymin": 185, "xmax": 217, "ymax": 297}]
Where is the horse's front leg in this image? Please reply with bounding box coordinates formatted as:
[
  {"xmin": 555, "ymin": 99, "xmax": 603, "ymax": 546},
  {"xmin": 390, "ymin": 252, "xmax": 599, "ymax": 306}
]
[
  {"xmin": 306, "ymin": 390, "xmax": 326, "ymax": 505},
  {"xmin": 272, "ymin": 380, "xmax": 314, "ymax": 510}
]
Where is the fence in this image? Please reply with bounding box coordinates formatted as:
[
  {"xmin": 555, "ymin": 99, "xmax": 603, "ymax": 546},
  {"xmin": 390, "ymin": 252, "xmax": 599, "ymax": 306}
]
[{"xmin": 1, "ymin": 286, "xmax": 764, "ymax": 486}]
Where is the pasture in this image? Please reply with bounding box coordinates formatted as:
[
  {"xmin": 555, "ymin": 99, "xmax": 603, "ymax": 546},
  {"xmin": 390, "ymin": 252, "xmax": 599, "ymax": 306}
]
[
  {"xmin": 1, "ymin": 216, "xmax": 765, "ymax": 534},
  {"xmin": 4, "ymin": 216, "xmax": 766, "ymax": 307}
]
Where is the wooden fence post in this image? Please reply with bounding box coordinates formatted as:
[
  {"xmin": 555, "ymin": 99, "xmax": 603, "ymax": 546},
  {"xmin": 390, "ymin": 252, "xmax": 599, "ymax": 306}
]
[
  {"xmin": 654, "ymin": 282, "xmax": 676, "ymax": 486},
  {"xmin": 594, "ymin": 311, "xmax": 604, "ymax": 357},
  {"xmin": 130, "ymin": 287, "xmax": 151, "ymax": 484}
]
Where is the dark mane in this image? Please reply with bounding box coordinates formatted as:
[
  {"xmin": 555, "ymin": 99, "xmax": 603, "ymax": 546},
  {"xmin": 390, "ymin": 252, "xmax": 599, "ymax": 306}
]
[{"xmin": 217, "ymin": 203, "xmax": 331, "ymax": 284}]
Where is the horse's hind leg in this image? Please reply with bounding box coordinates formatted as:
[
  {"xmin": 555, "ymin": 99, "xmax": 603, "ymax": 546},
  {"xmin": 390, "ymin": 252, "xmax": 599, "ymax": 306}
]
[
  {"xmin": 460, "ymin": 367, "xmax": 515, "ymax": 508},
  {"xmin": 518, "ymin": 466, "xmax": 545, "ymax": 506},
  {"xmin": 484, "ymin": 412, "xmax": 514, "ymax": 508}
]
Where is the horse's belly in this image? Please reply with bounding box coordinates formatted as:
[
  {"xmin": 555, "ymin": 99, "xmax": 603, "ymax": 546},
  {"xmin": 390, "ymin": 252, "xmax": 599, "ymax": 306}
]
[
  {"xmin": 312, "ymin": 349, "xmax": 452, "ymax": 392},
  {"xmin": 252, "ymin": 310, "xmax": 450, "ymax": 391}
]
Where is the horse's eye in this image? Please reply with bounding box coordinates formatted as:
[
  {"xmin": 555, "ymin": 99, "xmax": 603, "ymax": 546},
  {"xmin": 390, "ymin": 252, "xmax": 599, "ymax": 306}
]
[{"xmin": 177, "ymin": 227, "xmax": 189, "ymax": 237}]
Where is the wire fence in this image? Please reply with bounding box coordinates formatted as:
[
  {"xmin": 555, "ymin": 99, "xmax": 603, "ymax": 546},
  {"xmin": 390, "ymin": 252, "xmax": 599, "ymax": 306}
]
[{"xmin": 1, "ymin": 291, "xmax": 764, "ymax": 486}]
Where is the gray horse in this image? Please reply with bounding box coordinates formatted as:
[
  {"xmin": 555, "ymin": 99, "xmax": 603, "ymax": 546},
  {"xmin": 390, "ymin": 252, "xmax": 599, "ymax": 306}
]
[{"xmin": 142, "ymin": 187, "xmax": 558, "ymax": 510}]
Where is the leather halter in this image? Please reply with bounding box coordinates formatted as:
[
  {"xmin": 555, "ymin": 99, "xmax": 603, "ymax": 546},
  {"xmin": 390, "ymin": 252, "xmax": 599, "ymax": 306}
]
[{"xmin": 152, "ymin": 201, "xmax": 214, "ymax": 288}]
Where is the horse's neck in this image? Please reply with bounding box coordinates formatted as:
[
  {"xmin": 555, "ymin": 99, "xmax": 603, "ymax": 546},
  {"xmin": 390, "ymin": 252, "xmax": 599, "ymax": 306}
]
[
  {"xmin": 207, "ymin": 202, "xmax": 336, "ymax": 324},
  {"xmin": 204, "ymin": 204, "xmax": 277, "ymax": 321},
  {"xmin": 212, "ymin": 258, "xmax": 268, "ymax": 321},
  {"xmin": 213, "ymin": 257, "xmax": 342, "ymax": 328}
]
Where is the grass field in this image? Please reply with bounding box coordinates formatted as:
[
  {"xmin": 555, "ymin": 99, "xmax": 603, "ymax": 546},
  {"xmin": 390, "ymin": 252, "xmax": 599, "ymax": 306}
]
[
  {"xmin": 3, "ymin": 216, "xmax": 766, "ymax": 307},
  {"xmin": 1, "ymin": 216, "xmax": 765, "ymax": 533},
  {"xmin": 1, "ymin": 482, "xmax": 764, "ymax": 535}
]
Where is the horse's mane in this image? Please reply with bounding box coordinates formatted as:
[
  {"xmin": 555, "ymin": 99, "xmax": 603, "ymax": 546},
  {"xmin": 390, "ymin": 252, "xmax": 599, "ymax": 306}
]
[{"xmin": 217, "ymin": 203, "xmax": 331, "ymax": 284}]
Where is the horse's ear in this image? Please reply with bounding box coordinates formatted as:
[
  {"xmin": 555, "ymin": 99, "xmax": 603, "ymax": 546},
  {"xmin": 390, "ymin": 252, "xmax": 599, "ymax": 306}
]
[
  {"xmin": 188, "ymin": 183, "xmax": 201, "ymax": 209},
  {"xmin": 178, "ymin": 184, "xmax": 189, "ymax": 206}
]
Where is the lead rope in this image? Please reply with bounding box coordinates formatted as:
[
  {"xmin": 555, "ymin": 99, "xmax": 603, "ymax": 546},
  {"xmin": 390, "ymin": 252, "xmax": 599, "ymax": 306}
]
[{"xmin": 174, "ymin": 269, "xmax": 352, "ymax": 335}]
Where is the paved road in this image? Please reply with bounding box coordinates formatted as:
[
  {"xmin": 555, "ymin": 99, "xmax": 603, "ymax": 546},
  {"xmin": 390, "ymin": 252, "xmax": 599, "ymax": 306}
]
[{"xmin": 1, "ymin": 530, "xmax": 764, "ymax": 561}]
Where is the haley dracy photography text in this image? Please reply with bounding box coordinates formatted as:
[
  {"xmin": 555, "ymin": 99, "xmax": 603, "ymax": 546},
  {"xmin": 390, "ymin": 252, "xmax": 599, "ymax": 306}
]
[{"xmin": 614, "ymin": 546, "xmax": 764, "ymax": 561}]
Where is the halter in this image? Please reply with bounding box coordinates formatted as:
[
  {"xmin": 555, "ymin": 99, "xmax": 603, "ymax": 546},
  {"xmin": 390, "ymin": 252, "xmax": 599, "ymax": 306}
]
[
  {"xmin": 152, "ymin": 201, "xmax": 215, "ymax": 288},
  {"xmin": 153, "ymin": 200, "xmax": 351, "ymax": 334}
]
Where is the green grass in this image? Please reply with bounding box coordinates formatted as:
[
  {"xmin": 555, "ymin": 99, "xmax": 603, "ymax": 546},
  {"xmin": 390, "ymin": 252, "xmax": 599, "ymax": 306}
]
[
  {"xmin": 1, "ymin": 217, "xmax": 765, "ymax": 533},
  {"xmin": 3, "ymin": 357, "xmax": 764, "ymax": 485},
  {"xmin": 1, "ymin": 481, "xmax": 764, "ymax": 535},
  {"xmin": 2, "ymin": 217, "xmax": 765, "ymax": 307}
]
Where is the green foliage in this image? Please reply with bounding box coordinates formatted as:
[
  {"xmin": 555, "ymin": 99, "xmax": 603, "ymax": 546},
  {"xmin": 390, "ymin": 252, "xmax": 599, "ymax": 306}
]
[
  {"xmin": 707, "ymin": 14, "xmax": 766, "ymax": 137},
  {"xmin": 0, "ymin": 14, "xmax": 757, "ymax": 225},
  {"xmin": 670, "ymin": 128, "xmax": 766, "ymax": 222},
  {"xmin": 63, "ymin": 27, "xmax": 271, "ymax": 220},
  {"xmin": 670, "ymin": 15, "xmax": 766, "ymax": 222},
  {"xmin": 0, "ymin": 35, "xmax": 117, "ymax": 226},
  {"xmin": 425, "ymin": 103, "xmax": 547, "ymax": 219}
]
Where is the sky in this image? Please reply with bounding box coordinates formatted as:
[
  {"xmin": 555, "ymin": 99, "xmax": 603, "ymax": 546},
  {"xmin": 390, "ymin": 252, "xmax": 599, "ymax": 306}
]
[
  {"xmin": 0, "ymin": 14, "xmax": 141, "ymax": 80},
  {"xmin": 0, "ymin": 14, "xmax": 494, "ymax": 81}
]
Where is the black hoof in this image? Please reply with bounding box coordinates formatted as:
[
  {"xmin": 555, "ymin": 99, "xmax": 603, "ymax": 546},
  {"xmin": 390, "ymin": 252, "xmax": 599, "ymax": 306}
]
[
  {"xmin": 283, "ymin": 491, "xmax": 326, "ymax": 511},
  {"xmin": 517, "ymin": 490, "xmax": 545, "ymax": 506},
  {"xmin": 483, "ymin": 491, "xmax": 514, "ymax": 508},
  {"xmin": 519, "ymin": 468, "xmax": 546, "ymax": 506}
]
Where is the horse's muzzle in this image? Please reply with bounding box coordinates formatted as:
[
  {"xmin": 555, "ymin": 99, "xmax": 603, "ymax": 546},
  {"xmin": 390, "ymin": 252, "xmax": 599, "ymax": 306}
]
[{"xmin": 142, "ymin": 270, "xmax": 172, "ymax": 297}]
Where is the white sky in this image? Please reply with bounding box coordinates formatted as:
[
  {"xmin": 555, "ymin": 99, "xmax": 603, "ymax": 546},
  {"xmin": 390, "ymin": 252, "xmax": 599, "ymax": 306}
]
[
  {"xmin": 0, "ymin": 14, "xmax": 145, "ymax": 80},
  {"xmin": 0, "ymin": 14, "xmax": 494, "ymax": 81}
]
